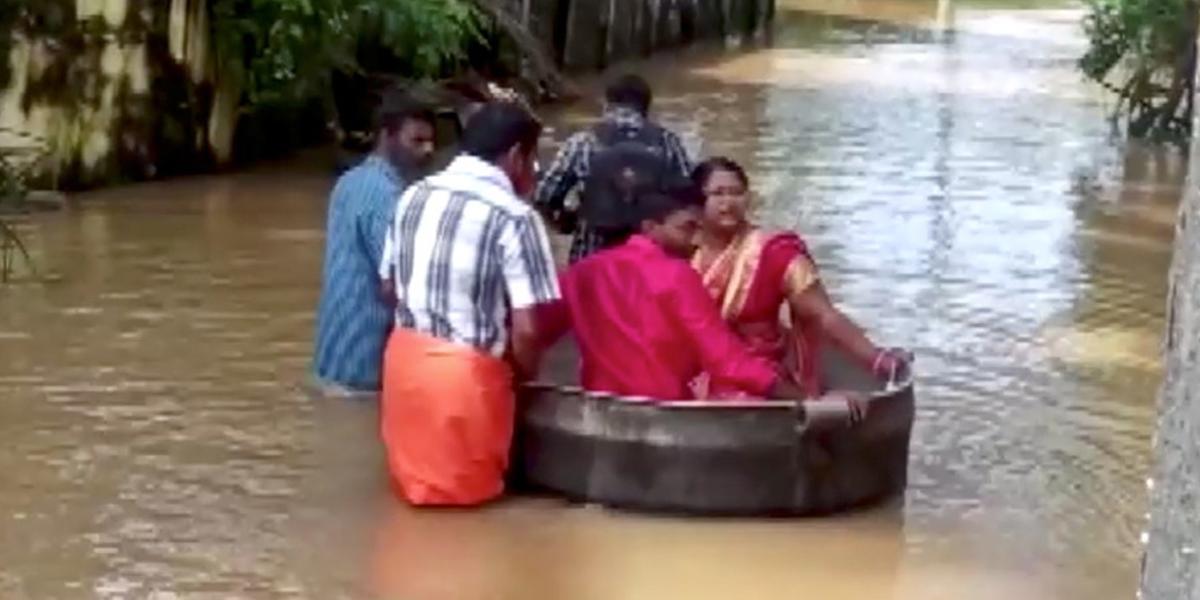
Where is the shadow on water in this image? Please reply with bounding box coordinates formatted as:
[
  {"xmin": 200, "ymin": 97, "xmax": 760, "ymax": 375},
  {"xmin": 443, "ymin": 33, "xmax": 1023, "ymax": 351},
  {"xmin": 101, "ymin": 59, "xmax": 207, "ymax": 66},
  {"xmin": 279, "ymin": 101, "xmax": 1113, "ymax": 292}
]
[{"xmin": 0, "ymin": 0, "xmax": 1182, "ymax": 598}]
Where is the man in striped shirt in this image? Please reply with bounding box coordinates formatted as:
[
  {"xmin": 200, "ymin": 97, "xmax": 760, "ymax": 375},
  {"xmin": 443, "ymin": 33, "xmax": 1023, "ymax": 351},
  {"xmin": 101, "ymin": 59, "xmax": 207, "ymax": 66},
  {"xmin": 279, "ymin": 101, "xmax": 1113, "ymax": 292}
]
[
  {"xmin": 378, "ymin": 102, "xmax": 560, "ymax": 507},
  {"xmin": 312, "ymin": 92, "xmax": 436, "ymax": 397}
]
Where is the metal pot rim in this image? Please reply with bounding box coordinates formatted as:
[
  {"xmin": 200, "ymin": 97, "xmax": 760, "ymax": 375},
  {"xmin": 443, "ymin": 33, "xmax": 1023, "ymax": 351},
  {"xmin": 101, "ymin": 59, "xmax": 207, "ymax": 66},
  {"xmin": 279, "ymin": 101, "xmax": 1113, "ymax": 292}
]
[{"xmin": 521, "ymin": 375, "xmax": 915, "ymax": 410}]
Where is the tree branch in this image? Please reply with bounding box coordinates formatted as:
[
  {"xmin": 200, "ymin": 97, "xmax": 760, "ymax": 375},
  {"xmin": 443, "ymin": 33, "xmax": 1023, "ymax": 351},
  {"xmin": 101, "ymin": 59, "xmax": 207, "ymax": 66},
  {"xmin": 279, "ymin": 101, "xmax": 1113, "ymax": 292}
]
[{"xmin": 467, "ymin": 0, "xmax": 579, "ymax": 101}]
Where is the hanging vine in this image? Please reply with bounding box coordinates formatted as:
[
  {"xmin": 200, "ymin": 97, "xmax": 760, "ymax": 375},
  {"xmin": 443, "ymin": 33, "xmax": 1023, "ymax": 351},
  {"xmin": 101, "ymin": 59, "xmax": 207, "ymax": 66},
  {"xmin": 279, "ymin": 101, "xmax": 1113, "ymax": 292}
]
[{"xmin": 1080, "ymin": 0, "xmax": 1200, "ymax": 144}]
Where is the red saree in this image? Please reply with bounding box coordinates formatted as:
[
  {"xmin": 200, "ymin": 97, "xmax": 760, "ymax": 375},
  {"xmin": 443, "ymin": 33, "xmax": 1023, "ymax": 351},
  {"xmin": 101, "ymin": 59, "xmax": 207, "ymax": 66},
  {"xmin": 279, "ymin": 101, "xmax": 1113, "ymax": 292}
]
[{"xmin": 692, "ymin": 228, "xmax": 822, "ymax": 399}]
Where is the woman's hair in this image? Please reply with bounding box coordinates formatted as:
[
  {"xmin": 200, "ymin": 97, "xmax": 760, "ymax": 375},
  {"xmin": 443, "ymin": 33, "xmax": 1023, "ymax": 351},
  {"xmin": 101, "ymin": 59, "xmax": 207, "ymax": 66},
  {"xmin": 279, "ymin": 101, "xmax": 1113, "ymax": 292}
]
[{"xmin": 691, "ymin": 156, "xmax": 750, "ymax": 190}]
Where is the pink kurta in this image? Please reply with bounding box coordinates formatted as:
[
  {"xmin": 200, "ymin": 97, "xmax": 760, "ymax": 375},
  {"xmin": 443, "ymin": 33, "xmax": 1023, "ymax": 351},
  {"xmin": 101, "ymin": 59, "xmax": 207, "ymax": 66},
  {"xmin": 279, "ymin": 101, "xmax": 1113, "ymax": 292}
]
[{"xmin": 539, "ymin": 235, "xmax": 779, "ymax": 400}]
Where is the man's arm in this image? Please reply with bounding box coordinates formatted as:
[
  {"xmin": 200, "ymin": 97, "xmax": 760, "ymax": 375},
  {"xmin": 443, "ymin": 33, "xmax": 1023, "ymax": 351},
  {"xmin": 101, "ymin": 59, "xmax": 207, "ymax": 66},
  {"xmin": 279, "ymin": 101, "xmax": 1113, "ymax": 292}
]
[
  {"xmin": 664, "ymin": 267, "xmax": 789, "ymax": 399},
  {"xmin": 662, "ymin": 129, "xmax": 694, "ymax": 176},
  {"xmin": 364, "ymin": 209, "xmax": 391, "ymax": 273},
  {"xmin": 356, "ymin": 172, "xmax": 406, "ymax": 271},
  {"xmin": 534, "ymin": 277, "xmax": 572, "ymax": 348},
  {"xmin": 533, "ymin": 133, "xmax": 587, "ymax": 216},
  {"xmin": 665, "ymin": 269, "xmax": 867, "ymax": 421},
  {"xmin": 379, "ymin": 234, "xmax": 396, "ymax": 304},
  {"xmin": 509, "ymin": 308, "xmax": 541, "ymax": 382},
  {"xmin": 660, "ymin": 266, "xmax": 876, "ymax": 423},
  {"xmin": 375, "ymin": 189, "xmax": 403, "ymax": 305},
  {"xmin": 500, "ymin": 212, "xmax": 563, "ymax": 379}
]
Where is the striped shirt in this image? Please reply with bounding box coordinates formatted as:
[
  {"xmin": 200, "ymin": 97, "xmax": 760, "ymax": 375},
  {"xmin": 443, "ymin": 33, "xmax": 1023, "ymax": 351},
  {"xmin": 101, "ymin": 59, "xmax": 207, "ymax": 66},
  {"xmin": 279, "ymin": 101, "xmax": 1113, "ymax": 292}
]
[
  {"xmin": 534, "ymin": 106, "xmax": 693, "ymax": 263},
  {"xmin": 380, "ymin": 154, "xmax": 561, "ymax": 356},
  {"xmin": 312, "ymin": 155, "xmax": 404, "ymax": 392}
]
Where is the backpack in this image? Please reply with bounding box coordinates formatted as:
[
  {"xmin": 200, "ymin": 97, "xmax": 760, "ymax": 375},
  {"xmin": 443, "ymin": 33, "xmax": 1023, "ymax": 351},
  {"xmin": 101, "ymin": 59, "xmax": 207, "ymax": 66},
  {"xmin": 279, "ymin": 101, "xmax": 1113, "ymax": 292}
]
[{"xmin": 580, "ymin": 122, "xmax": 673, "ymax": 232}]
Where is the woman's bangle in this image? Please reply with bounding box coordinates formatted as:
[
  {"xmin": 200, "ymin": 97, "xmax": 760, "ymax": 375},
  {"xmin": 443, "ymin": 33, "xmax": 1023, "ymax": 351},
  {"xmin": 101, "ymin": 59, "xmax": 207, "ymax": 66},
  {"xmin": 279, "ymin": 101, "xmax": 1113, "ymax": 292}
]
[{"xmin": 872, "ymin": 349, "xmax": 889, "ymax": 374}]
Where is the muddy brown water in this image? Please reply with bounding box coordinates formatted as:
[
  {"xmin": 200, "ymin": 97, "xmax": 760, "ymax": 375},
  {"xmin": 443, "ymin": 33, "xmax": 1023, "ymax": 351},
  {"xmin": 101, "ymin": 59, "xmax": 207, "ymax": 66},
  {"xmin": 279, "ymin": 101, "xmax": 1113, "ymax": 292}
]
[{"xmin": 0, "ymin": 1, "xmax": 1181, "ymax": 598}]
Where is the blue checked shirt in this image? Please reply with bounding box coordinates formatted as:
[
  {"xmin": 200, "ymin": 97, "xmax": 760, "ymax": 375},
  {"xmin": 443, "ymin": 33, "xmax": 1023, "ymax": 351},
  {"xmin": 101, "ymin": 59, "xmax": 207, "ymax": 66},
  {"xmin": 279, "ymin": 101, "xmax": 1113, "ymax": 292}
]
[
  {"xmin": 534, "ymin": 107, "xmax": 693, "ymax": 262},
  {"xmin": 312, "ymin": 155, "xmax": 405, "ymax": 391}
]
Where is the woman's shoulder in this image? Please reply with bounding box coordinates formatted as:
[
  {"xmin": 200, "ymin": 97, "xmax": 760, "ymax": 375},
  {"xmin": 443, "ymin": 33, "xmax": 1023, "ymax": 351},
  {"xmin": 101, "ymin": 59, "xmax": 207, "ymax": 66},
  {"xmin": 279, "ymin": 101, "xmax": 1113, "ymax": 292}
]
[{"xmin": 752, "ymin": 228, "xmax": 811, "ymax": 257}]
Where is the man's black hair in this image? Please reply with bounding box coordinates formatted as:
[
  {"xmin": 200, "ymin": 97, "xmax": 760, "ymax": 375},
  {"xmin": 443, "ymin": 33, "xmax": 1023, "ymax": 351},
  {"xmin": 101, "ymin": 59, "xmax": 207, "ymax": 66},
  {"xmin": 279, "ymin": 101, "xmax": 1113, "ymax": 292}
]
[
  {"xmin": 459, "ymin": 102, "xmax": 543, "ymax": 162},
  {"xmin": 605, "ymin": 74, "xmax": 653, "ymax": 115},
  {"xmin": 376, "ymin": 88, "xmax": 437, "ymax": 134},
  {"xmin": 636, "ymin": 177, "xmax": 705, "ymax": 224}
]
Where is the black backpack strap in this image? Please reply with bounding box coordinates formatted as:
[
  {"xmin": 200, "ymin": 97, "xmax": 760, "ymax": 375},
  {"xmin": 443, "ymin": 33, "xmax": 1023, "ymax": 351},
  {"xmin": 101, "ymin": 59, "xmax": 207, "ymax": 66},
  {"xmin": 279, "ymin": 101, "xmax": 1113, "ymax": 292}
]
[
  {"xmin": 593, "ymin": 122, "xmax": 621, "ymax": 146},
  {"xmin": 593, "ymin": 121, "xmax": 666, "ymax": 152},
  {"xmin": 635, "ymin": 123, "xmax": 668, "ymax": 151}
]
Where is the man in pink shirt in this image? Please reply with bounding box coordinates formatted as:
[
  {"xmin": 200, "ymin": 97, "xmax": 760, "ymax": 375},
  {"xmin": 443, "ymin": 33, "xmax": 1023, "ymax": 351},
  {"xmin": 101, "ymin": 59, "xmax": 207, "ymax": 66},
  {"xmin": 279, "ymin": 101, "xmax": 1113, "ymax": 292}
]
[{"xmin": 539, "ymin": 183, "xmax": 865, "ymax": 417}]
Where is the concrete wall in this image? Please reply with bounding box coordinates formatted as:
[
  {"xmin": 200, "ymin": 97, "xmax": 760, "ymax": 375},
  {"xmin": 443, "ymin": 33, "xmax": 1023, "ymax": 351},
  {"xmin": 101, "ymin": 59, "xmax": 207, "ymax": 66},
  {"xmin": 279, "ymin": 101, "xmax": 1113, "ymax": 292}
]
[
  {"xmin": 558, "ymin": 0, "xmax": 774, "ymax": 70},
  {"xmin": 0, "ymin": 0, "xmax": 151, "ymax": 187},
  {"xmin": 0, "ymin": 0, "xmax": 231, "ymax": 189},
  {"xmin": 0, "ymin": 0, "xmax": 775, "ymax": 189},
  {"xmin": 1139, "ymin": 49, "xmax": 1200, "ymax": 600},
  {"xmin": 0, "ymin": 0, "xmax": 331, "ymax": 189}
]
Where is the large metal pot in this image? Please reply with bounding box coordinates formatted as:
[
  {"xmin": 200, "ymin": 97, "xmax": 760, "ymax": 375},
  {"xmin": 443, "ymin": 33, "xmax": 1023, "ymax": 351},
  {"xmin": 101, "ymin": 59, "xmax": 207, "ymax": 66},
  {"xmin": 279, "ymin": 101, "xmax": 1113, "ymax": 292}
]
[{"xmin": 514, "ymin": 338, "xmax": 915, "ymax": 515}]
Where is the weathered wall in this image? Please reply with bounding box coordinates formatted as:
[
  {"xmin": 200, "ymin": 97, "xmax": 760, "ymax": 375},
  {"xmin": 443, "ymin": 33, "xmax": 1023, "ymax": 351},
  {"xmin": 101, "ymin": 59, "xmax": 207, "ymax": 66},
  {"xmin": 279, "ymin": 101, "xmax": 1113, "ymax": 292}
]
[
  {"xmin": 0, "ymin": 0, "xmax": 339, "ymax": 189},
  {"xmin": 558, "ymin": 0, "xmax": 774, "ymax": 70},
  {"xmin": 0, "ymin": 0, "xmax": 232, "ymax": 189},
  {"xmin": 0, "ymin": 0, "xmax": 152, "ymax": 187},
  {"xmin": 0, "ymin": 0, "xmax": 775, "ymax": 189},
  {"xmin": 1139, "ymin": 42, "xmax": 1200, "ymax": 600}
]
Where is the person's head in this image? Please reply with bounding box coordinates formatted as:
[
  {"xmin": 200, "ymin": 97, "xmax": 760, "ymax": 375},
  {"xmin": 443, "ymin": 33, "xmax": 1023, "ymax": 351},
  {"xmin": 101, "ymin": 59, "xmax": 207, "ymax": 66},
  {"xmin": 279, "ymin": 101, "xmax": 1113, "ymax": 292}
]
[
  {"xmin": 637, "ymin": 180, "xmax": 705, "ymax": 258},
  {"xmin": 605, "ymin": 74, "xmax": 653, "ymax": 116},
  {"xmin": 376, "ymin": 91, "xmax": 437, "ymax": 174},
  {"xmin": 443, "ymin": 79, "xmax": 491, "ymax": 132},
  {"xmin": 692, "ymin": 156, "xmax": 751, "ymax": 235},
  {"xmin": 460, "ymin": 102, "xmax": 543, "ymax": 198}
]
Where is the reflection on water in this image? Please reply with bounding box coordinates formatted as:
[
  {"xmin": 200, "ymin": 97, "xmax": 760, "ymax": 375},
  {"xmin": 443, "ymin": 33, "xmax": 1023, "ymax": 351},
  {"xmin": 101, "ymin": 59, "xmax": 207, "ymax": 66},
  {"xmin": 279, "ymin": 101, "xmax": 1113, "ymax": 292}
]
[{"xmin": 0, "ymin": 1, "xmax": 1179, "ymax": 598}]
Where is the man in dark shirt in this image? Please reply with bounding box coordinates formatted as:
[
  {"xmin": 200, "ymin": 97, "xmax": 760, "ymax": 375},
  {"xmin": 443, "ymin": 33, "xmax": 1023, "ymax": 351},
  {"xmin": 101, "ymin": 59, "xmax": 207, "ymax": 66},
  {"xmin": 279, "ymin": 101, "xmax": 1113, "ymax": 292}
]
[{"xmin": 534, "ymin": 74, "xmax": 693, "ymax": 263}]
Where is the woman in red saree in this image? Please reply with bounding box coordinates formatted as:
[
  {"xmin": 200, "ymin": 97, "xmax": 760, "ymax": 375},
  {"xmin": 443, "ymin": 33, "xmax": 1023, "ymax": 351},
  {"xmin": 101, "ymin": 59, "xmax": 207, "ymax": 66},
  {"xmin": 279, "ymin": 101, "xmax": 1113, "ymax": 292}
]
[{"xmin": 690, "ymin": 157, "xmax": 909, "ymax": 399}]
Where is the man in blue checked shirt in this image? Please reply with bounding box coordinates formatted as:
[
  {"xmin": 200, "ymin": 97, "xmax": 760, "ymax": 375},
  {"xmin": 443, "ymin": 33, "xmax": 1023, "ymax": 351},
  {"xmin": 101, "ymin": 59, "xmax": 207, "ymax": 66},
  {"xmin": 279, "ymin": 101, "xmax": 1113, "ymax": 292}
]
[{"xmin": 311, "ymin": 91, "xmax": 437, "ymax": 397}]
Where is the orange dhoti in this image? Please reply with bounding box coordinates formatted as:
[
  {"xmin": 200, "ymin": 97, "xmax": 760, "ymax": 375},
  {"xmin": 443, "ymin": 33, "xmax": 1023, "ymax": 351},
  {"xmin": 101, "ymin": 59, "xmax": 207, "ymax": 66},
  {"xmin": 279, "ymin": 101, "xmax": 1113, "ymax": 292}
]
[{"xmin": 380, "ymin": 328, "xmax": 515, "ymax": 506}]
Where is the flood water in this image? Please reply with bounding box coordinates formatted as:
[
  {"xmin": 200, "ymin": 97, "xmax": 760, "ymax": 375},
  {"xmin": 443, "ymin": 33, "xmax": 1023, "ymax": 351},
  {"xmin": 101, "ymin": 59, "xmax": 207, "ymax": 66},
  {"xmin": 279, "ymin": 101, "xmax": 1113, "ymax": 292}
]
[{"xmin": 0, "ymin": 1, "xmax": 1183, "ymax": 598}]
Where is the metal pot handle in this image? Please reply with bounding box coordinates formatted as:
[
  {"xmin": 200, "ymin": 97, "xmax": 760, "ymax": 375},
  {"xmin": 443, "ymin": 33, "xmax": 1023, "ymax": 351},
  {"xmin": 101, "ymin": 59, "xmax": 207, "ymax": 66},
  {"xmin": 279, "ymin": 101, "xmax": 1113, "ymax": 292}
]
[{"xmin": 795, "ymin": 399, "xmax": 853, "ymax": 434}]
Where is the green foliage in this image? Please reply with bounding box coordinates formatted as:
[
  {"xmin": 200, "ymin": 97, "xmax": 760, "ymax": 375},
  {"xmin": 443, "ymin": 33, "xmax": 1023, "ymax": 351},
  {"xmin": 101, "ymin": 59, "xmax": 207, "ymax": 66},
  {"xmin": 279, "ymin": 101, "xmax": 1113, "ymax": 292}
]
[
  {"xmin": 210, "ymin": 0, "xmax": 485, "ymax": 109},
  {"xmin": 1080, "ymin": 0, "xmax": 1198, "ymax": 142},
  {"xmin": 1080, "ymin": 0, "xmax": 1190, "ymax": 83}
]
